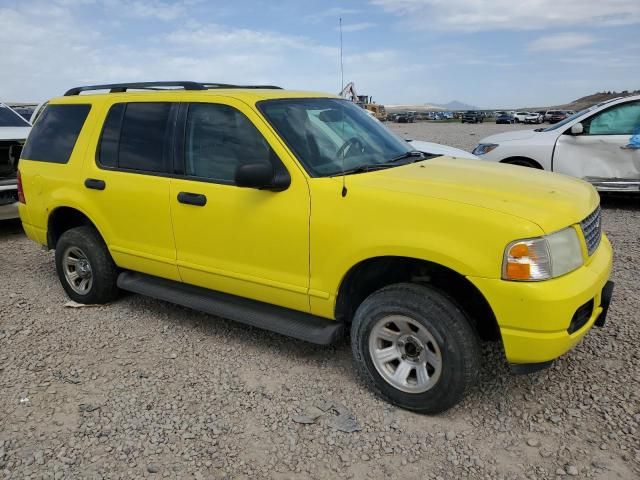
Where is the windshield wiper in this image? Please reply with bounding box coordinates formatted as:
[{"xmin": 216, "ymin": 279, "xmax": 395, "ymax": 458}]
[
  {"xmin": 331, "ymin": 164, "xmax": 396, "ymax": 176},
  {"xmin": 386, "ymin": 150, "xmax": 426, "ymax": 163}
]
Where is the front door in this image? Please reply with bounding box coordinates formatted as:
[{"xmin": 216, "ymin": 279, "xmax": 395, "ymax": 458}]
[
  {"xmin": 169, "ymin": 99, "xmax": 311, "ymax": 312},
  {"xmin": 554, "ymin": 100, "xmax": 640, "ymax": 186}
]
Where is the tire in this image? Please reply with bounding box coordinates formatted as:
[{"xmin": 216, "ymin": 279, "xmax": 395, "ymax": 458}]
[
  {"xmin": 351, "ymin": 283, "xmax": 481, "ymax": 414},
  {"xmin": 55, "ymin": 226, "xmax": 119, "ymax": 304}
]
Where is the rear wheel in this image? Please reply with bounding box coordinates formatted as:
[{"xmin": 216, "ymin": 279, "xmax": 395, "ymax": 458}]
[
  {"xmin": 55, "ymin": 226, "xmax": 119, "ymax": 304},
  {"xmin": 351, "ymin": 283, "xmax": 481, "ymax": 414}
]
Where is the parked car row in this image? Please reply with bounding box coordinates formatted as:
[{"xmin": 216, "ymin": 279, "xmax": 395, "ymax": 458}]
[{"xmin": 493, "ymin": 110, "xmax": 576, "ymax": 125}]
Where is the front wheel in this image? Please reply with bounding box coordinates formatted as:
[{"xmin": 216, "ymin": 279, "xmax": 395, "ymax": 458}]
[
  {"xmin": 351, "ymin": 283, "xmax": 481, "ymax": 414},
  {"xmin": 55, "ymin": 226, "xmax": 120, "ymax": 304}
]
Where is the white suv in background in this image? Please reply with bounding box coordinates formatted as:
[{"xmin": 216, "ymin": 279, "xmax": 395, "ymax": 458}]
[
  {"xmin": 472, "ymin": 95, "xmax": 640, "ymax": 192},
  {"xmin": 525, "ymin": 112, "xmax": 543, "ymax": 124},
  {"xmin": 513, "ymin": 112, "xmax": 530, "ymax": 123},
  {"xmin": 0, "ymin": 103, "xmax": 31, "ymax": 220}
]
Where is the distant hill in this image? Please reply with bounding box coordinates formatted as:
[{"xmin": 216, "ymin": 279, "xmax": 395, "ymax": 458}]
[
  {"xmin": 385, "ymin": 99, "xmax": 479, "ymax": 113},
  {"xmin": 432, "ymin": 100, "xmax": 478, "ymax": 111},
  {"xmin": 523, "ymin": 90, "xmax": 639, "ymax": 112}
]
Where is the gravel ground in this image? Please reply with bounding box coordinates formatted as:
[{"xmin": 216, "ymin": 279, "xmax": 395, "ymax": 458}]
[
  {"xmin": 386, "ymin": 120, "xmax": 532, "ymax": 152},
  {"xmin": 1, "ymin": 122, "xmax": 639, "ymax": 479}
]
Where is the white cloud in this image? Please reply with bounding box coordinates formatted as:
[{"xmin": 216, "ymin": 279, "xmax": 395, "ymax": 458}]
[
  {"xmin": 0, "ymin": 2, "xmax": 398, "ymax": 102},
  {"xmin": 339, "ymin": 22, "xmax": 377, "ymax": 32},
  {"xmin": 371, "ymin": 0, "xmax": 640, "ymax": 31},
  {"xmin": 528, "ymin": 33, "xmax": 597, "ymax": 51},
  {"xmin": 122, "ymin": 1, "xmax": 186, "ymax": 21}
]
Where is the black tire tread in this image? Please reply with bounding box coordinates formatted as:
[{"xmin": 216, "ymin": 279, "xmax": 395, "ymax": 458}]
[
  {"xmin": 351, "ymin": 283, "xmax": 481, "ymax": 414},
  {"xmin": 55, "ymin": 226, "xmax": 119, "ymax": 304}
]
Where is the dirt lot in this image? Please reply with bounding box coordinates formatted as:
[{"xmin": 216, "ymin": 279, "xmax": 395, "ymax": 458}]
[
  {"xmin": 387, "ymin": 120, "xmax": 532, "ymax": 152},
  {"xmin": 1, "ymin": 122, "xmax": 639, "ymax": 480}
]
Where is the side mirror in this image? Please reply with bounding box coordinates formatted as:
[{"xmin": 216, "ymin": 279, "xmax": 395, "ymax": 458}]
[
  {"xmin": 235, "ymin": 162, "xmax": 290, "ymax": 191},
  {"xmin": 570, "ymin": 123, "xmax": 584, "ymax": 135}
]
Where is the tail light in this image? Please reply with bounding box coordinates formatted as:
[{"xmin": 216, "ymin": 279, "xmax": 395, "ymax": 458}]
[{"xmin": 17, "ymin": 170, "xmax": 26, "ymax": 204}]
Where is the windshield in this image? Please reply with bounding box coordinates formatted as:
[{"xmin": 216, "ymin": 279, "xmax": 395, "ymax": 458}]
[
  {"xmin": 0, "ymin": 105, "xmax": 31, "ymax": 127},
  {"xmin": 259, "ymin": 98, "xmax": 413, "ymax": 177},
  {"xmin": 542, "ymin": 106, "xmax": 594, "ymax": 131}
]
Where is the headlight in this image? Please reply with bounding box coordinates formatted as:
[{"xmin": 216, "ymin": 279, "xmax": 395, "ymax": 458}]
[
  {"xmin": 472, "ymin": 143, "xmax": 499, "ymax": 155},
  {"xmin": 503, "ymin": 227, "xmax": 583, "ymax": 281}
]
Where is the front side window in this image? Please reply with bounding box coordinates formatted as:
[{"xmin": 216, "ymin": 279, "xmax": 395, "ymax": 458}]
[
  {"xmin": 184, "ymin": 103, "xmax": 275, "ymax": 183},
  {"xmin": 21, "ymin": 104, "xmax": 91, "ymax": 163},
  {"xmin": 97, "ymin": 102, "xmax": 173, "ymax": 172},
  {"xmin": 259, "ymin": 98, "xmax": 412, "ymax": 177},
  {"xmin": 585, "ymin": 101, "xmax": 640, "ymax": 135}
]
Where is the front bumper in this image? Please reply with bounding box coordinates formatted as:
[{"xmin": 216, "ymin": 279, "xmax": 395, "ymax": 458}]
[
  {"xmin": 0, "ymin": 201, "xmax": 19, "ymax": 220},
  {"xmin": 468, "ymin": 235, "xmax": 613, "ymax": 365}
]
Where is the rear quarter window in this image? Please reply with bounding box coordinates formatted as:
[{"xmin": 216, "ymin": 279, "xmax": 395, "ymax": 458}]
[
  {"xmin": 96, "ymin": 102, "xmax": 173, "ymax": 173},
  {"xmin": 21, "ymin": 104, "xmax": 91, "ymax": 163}
]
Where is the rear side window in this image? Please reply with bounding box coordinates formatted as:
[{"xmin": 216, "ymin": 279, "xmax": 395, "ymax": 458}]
[
  {"xmin": 97, "ymin": 102, "xmax": 173, "ymax": 173},
  {"xmin": 21, "ymin": 104, "xmax": 91, "ymax": 163}
]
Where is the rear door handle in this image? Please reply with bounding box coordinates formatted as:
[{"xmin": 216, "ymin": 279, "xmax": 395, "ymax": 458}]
[
  {"xmin": 85, "ymin": 178, "xmax": 106, "ymax": 190},
  {"xmin": 177, "ymin": 192, "xmax": 207, "ymax": 206}
]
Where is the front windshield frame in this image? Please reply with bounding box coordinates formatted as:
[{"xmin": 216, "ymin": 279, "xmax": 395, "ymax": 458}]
[
  {"xmin": 0, "ymin": 104, "xmax": 31, "ymax": 127},
  {"xmin": 257, "ymin": 97, "xmax": 414, "ymax": 177}
]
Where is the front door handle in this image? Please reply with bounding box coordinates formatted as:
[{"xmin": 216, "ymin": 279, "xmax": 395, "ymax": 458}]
[
  {"xmin": 85, "ymin": 178, "xmax": 106, "ymax": 190},
  {"xmin": 177, "ymin": 192, "xmax": 207, "ymax": 206}
]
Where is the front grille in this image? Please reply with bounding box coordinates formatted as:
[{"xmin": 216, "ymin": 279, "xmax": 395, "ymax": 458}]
[
  {"xmin": 568, "ymin": 299, "xmax": 594, "ymax": 334},
  {"xmin": 580, "ymin": 206, "xmax": 602, "ymax": 256}
]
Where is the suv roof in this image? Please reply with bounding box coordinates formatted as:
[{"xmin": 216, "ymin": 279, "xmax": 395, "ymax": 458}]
[
  {"xmin": 55, "ymin": 81, "xmax": 334, "ymax": 104},
  {"xmin": 63, "ymin": 81, "xmax": 284, "ymax": 96}
]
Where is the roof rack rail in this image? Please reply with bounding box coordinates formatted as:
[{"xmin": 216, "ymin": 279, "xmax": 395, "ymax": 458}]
[
  {"xmin": 64, "ymin": 81, "xmax": 207, "ymax": 96},
  {"xmin": 64, "ymin": 81, "xmax": 283, "ymax": 96},
  {"xmin": 201, "ymin": 83, "xmax": 283, "ymax": 90}
]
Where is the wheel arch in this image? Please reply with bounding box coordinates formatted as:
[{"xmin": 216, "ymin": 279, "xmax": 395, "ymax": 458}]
[
  {"xmin": 500, "ymin": 156, "xmax": 544, "ymax": 169},
  {"xmin": 47, "ymin": 206, "xmax": 105, "ymax": 250},
  {"xmin": 335, "ymin": 256, "xmax": 500, "ymax": 341}
]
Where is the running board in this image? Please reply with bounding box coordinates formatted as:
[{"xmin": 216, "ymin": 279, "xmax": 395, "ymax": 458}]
[{"xmin": 117, "ymin": 271, "xmax": 344, "ymax": 345}]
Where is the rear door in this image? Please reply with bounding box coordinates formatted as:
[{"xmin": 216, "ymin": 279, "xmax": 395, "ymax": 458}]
[
  {"xmin": 82, "ymin": 100, "xmax": 180, "ymax": 280},
  {"xmin": 554, "ymin": 100, "xmax": 640, "ymax": 185}
]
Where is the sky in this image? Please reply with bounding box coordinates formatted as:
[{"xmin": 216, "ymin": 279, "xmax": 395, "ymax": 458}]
[{"xmin": 1, "ymin": 0, "xmax": 639, "ymax": 107}]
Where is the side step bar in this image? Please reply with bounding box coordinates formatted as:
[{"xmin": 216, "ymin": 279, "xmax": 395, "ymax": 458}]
[{"xmin": 117, "ymin": 271, "xmax": 344, "ymax": 345}]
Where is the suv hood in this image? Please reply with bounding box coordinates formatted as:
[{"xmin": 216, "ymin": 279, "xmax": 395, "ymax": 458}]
[{"xmin": 349, "ymin": 157, "xmax": 598, "ymax": 233}]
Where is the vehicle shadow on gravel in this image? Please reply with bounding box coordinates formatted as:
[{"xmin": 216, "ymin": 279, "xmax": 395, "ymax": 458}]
[
  {"xmin": 600, "ymin": 193, "xmax": 640, "ymax": 211},
  {"xmin": 0, "ymin": 218, "xmax": 24, "ymax": 239},
  {"xmin": 123, "ymin": 291, "xmax": 524, "ymax": 411}
]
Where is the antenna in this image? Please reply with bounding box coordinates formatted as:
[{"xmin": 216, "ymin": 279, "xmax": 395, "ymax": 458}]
[
  {"xmin": 339, "ymin": 17, "xmax": 347, "ymax": 197},
  {"xmin": 339, "ymin": 17, "xmax": 344, "ymax": 93}
]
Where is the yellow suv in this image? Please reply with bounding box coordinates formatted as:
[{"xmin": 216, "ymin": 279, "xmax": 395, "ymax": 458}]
[{"xmin": 18, "ymin": 82, "xmax": 614, "ymax": 413}]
